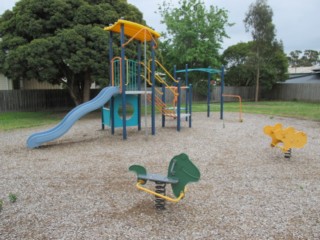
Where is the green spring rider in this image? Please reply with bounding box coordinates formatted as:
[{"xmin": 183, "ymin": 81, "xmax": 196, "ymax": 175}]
[{"xmin": 129, "ymin": 153, "xmax": 201, "ymax": 210}]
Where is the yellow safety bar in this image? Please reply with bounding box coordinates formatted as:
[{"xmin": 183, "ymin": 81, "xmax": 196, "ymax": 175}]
[
  {"xmin": 140, "ymin": 62, "xmax": 178, "ymax": 97},
  {"xmin": 140, "ymin": 74, "xmax": 163, "ymax": 96},
  {"xmin": 126, "ymin": 60, "xmax": 130, "ymax": 86},
  {"xmin": 135, "ymin": 180, "xmax": 185, "ymax": 203},
  {"xmin": 111, "ymin": 57, "xmax": 122, "ymax": 87},
  {"xmin": 149, "ymin": 60, "xmax": 179, "ymax": 83}
]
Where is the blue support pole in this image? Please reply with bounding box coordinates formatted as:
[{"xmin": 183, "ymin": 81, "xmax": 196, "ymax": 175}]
[
  {"xmin": 151, "ymin": 40, "xmax": 156, "ymax": 135},
  {"xmin": 189, "ymin": 84, "xmax": 192, "ymax": 128},
  {"xmin": 111, "ymin": 97, "xmax": 115, "ymax": 134},
  {"xmin": 220, "ymin": 65, "xmax": 225, "ymax": 120},
  {"xmin": 207, "ymin": 66, "xmax": 211, "ymax": 118},
  {"xmin": 120, "ymin": 23, "xmax": 127, "ymax": 139},
  {"xmin": 101, "ymin": 109, "xmax": 105, "ymax": 130},
  {"xmin": 174, "ymin": 65, "xmax": 177, "ymax": 84},
  {"xmin": 109, "ymin": 31, "xmax": 113, "ymax": 86},
  {"xmin": 109, "ymin": 31, "xmax": 115, "ymax": 134},
  {"xmin": 137, "ymin": 42, "xmax": 142, "ymax": 130},
  {"xmin": 162, "ymin": 84, "xmax": 166, "ymax": 127},
  {"xmin": 177, "ymin": 77, "xmax": 181, "ymax": 131},
  {"xmin": 185, "ymin": 64, "xmax": 188, "ymax": 121}
]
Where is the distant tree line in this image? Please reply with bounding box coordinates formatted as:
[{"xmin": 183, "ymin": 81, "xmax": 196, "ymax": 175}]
[{"xmin": 287, "ymin": 50, "xmax": 320, "ymax": 67}]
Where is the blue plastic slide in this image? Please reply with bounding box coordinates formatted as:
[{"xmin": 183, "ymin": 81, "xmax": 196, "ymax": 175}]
[{"xmin": 27, "ymin": 86, "xmax": 119, "ymax": 148}]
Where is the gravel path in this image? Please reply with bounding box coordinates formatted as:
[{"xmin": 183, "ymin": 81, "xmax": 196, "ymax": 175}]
[{"xmin": 0, "ymin": 112, "xmax": 319, "ymax": 239}]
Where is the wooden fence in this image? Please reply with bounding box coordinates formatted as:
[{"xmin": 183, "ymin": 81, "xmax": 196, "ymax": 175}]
[
  {"xmin": 265, "ymin": 83, "xmax": 320, "ymax": 102},
  {"xmin": 0, "ymin": 84, "xmax": 319, "ymax": 112},
  {"xmin": 0, "ymin": 89, "xmax": 99, "ymax": 112}
]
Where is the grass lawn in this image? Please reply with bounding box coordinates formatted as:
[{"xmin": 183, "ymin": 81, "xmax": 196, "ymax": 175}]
[
  {"xmin": 193, "ymin": 101, "xmax": 320, "ymax": 121},
  {"xmin": 0, "ymin": 112, "xmax": 63, "ymax": 131},
  {"xmin": 0, "ymin": 101, "xmax": 319, "ymax": 131}
]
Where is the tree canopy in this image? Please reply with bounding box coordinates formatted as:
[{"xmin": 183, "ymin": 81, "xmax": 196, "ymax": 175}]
[
  {"xmin": 0, "ymin": 0, "xmax": 144, "ymax": 105},
  {"xmin": 222, "ymin": 0, "xmax": 288, "ymax": 91},
  {"xmin": 158, "ymin": 0, "xmax": 231, "ymax": 71},
  {"xmin": 222, "ymin": 40, "xmax": 288, "ymax": 89},
  {"xmin": 222, "ymin": 42, "xmax": 256, "ymax": 86}
]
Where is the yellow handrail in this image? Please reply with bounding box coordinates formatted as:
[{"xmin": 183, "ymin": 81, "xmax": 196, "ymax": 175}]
[
  {"xmin": 126, "ymin": 60, "xmax": 129, "ymax": 86},
  {"xmin": 139, "ymin": 62, "xmax": 178, "ymax": 96},
  {"xmin": 135, "ymin": 180, "xmax": 185, "ymax": 203},
  {"xmin": 111, "ymin": 57, "xmax": 122, "ymax": 87},
  {"xmin": 151, "ymin": 60, "xmax": 178, "ymax": 83},
  {"xmin": 140, "ymin": 74, "xmax": 163, "ymax": 96}
]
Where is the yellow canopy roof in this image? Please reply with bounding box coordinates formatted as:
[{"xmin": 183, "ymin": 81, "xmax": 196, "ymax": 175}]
[{"xmin": 104, "ymin": 19, "xmax": 160, "ymax": 42}]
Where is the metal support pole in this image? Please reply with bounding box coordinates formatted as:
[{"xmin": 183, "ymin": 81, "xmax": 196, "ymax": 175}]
[
  {"xmin": 177, "ymin": 77, "xmax": 181, "ymax": 131},
  {"xmin": 207, "ymin": 66, "xmax": 211, "ymax": 118},
  {"xmin": 220, "ymin": 65, "xmax": 225, "ymax": 120},
  {"xmin": 189, "ymin": 84, "xmax": 192, "ymax": 128},
  {"xmin": 137, "ymin": 42, "xmax": 141, "ymax": 130},
  {"xmin": 174, "ymin": 65, "xmax": 177, "ymax": 84},
  {"xmin": 120, "ymin": 23, "xmax": 127, "ymax": 139},
  {"xmin": 109, "ymin": 31, "xmax": 115, "ymax": 134},
  {"xmin": 185, "ymin": 64, "xmax": 188, "ymax": 121},
  {"xmin": 151, "ymin": 39, "xmax": 156, "ymax": 135},
  {"xmin": 162, "ymin": 84, "xmax": 166, "ymax": 127}
]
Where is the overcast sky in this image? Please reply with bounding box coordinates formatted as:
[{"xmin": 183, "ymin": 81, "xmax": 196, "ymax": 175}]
[{"xmin": 1, "ymin": 0, "xmax": 319, "ymax": 54}]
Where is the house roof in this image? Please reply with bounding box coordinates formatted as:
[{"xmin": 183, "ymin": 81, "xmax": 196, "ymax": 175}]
[{"xmin": 282, "ymin": 73, "xmax": 320, "ymax": 84}]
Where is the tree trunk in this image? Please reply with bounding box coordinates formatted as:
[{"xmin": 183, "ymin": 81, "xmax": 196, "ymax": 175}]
[
  {"xmin": 82, "ymin": 71, "xmax": 91, "ymax": 103},
  {"xmin": 64, "ymin": 71, "xmax": 92, "ymax": 106},
  {"xmin": 255, "ymin": 50, "xmax": 260, "ymax": 102},
  {"xmin": 255, "ymin": 64, "xmax": 260, "ymax": 102},
  {"xmin": 68, "ymin": 76, "xmax": 81, "ymax": 106}
]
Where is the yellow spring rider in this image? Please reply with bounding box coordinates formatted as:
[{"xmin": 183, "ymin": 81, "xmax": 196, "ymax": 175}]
[
  {"xmin": 263, "ymin": 123, "xmax": 307, "ymax": 159},
  {"xmin": 129, "ymin": 153, "xmax": 200, "ymax": 210}
]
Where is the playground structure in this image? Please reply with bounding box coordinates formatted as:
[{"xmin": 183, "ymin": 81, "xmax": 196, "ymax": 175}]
[
  {"xmin": 176, "ymin": 66, "xmax": 242, "ymax": 122},
  {"xmin": 176, "ymin": 66, "xmax": 225, "ymax": 119},
  {"xmin": 129, "ymin": 153, "xmax": 200, "ymax": 210},
  {"xmin": 26, "ymin": 19, "xmax": 243, "ymax": 149},
  {"xmin": 101, "ymin": 19, "xmax": 193, "ymax": 139},
  {"xmin": 263, "ymin": 123, "xmax": 307, "ymax": 159},
  {"xmin": 26, "ymin": 19, "xmax": 192, "ymax": 148}
]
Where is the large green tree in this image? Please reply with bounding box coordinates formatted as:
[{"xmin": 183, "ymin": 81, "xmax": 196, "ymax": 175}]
[
  {"xmin": 222, "ymin": 40, "xmax": 287, "ymax": 88},
  {"xmin": 0, "ymin": 0, "xmax": 143, "ymax": 105},
  {"xmin": 158, "ymin": 0, "xmax": 231, "ymax": 71},
  {"xmin": 244, "ymin": 0, "xmax": 277, "ymax": 101},
  {"xmin": 222, "ymin": 42, "xmax": 256, "ymax": 86}
]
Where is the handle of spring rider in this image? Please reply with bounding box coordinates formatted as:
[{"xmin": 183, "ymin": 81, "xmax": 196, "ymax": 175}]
[
  {"xmin": 135, "ymin": 180, "xmax": 185, "ymax": 203},
  {"xmin": 169, "ymin": 159, "xmax": 176, "ymax": 175}
]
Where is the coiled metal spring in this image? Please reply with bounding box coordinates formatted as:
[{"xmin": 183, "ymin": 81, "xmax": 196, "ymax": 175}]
[
  {"xmin": 284, "ymin": 148, "xmax": 292, "ymax": 159},
  {"xmin": 154, "ymin": 181, "xmax": 166, "ymax": 210}
]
